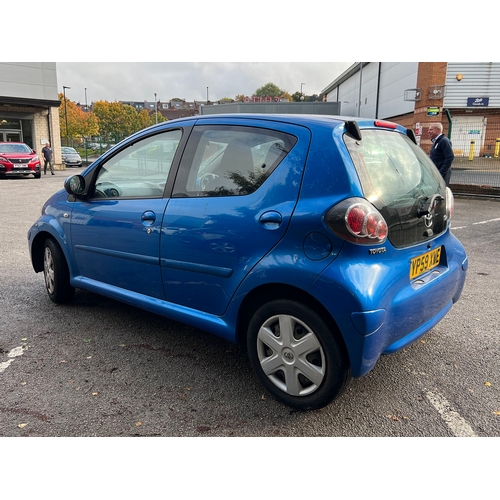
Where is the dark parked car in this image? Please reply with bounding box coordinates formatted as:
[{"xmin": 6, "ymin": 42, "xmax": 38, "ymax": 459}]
[
  {"xmin": 61, "ymin": 147, "xmax": 83, "ymax": 167},
  {"xmin": 27, "ymin": 114, "xmax": 467, "ymax": 410},
  {"xmin": 0, "ymin": 142, "xmax": 41, "ymax": 178}
]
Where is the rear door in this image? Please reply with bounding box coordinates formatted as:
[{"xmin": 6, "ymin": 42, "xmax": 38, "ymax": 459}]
[{"xmin": 160, "ymin": 118, "xmax": 311, "ymax": 315}]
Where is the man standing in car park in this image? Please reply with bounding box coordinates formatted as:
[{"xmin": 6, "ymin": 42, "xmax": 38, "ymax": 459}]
[
  {"xmin": 41, "ymin": 142, "xmax": 55, "ymax": 175},
  {"xmin": 428, "ymin": 123, "xmax": 454, "ymax": 187}
]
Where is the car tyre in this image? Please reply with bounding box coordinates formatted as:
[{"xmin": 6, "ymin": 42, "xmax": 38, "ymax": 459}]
[
  {"xmin": 43, "ymin": 238, "xmax": 75, "ymax": 303},
  {"xmin": 34, "ymin": 172, "xmax": 41, "ymax": 179},
  {"xmin": 247, "ymin": 299, "xmax": 351, "ymax": 410}
]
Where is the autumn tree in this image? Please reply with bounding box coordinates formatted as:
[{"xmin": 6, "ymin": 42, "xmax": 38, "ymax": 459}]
[
  {"xmin": 93, "ymin": 101, "xmax": 140, "ymax": 141},
  {"xmin": 137, "ymin": 109, "xmax": 153, "ymax": 129},
  {"xmin": 58, "ymin": 93, "xmax": 99, "ymax": 141}
]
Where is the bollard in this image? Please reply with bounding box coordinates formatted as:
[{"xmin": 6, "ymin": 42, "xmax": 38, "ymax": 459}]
[
  {"xmin": 469, "ymin": 140, "xmax": 475, "ymax": 161},
  {"xmin": 495, "ymin": 138, "xmax": 500, "ymax": 158}
]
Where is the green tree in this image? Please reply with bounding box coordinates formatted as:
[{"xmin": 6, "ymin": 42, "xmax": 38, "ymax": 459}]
[
  {"xmin": 149, "ymin": 111, "xmax": 167, "ymax": 126},
  {"xmin": 93, "ymin": 101, "xmax": 140, "ymax": 141},
  {"xmin": 254, "ymin": 82, "xmax": 285, "ymax": 98}
]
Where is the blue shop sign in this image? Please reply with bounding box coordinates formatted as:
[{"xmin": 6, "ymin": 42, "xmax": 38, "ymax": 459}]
[{"xmin": 467, "ymin": 97, "xmax": 489, "ymax": 107}]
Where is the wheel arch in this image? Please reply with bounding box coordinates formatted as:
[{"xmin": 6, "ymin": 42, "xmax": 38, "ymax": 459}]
[
  {"xmin": 30, "ymin": 226, "xmax": 71, "ymax": 274},
  {"xmin": 236, "ymin": 283, "xmax": 350, "ymax": 363}
]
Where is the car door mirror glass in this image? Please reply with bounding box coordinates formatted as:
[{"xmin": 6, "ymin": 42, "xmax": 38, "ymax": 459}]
[{"xmin": 64, "ymin": 175, "xmax": 86, "ymax": 196}]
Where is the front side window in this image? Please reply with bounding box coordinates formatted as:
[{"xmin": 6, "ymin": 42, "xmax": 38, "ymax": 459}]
[
  {"xmin": 93, "ymin": 129, "xmax": 182, "ymax": 199},
  {"xmin": 173, "ymin": 125, "xmax": 297, "ymax": 197}
]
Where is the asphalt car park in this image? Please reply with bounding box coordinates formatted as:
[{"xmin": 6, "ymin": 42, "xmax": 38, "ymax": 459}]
[{"xmin": 0, "ymin": 171, "xmax": 499, "ymax": 438}]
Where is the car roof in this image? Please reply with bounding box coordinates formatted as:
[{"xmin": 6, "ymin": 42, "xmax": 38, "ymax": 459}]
[{"xmin": 158, "ymin": 113, "xmax": 406, "ymax": 133}]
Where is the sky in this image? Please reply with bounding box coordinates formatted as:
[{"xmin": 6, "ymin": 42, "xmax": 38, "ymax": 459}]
[
  {"xmin": 55, "ymin": 62, "xmax": 354, "ymax": 105},
  {"xmin": 12, "ymin": 1, "xmax": 489, "ymax": 108}
]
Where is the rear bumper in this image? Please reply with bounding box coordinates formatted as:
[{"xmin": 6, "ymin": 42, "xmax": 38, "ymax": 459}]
[{"xmin": 309, "ymin": 232, "xmax": 468, "ymax": 377}]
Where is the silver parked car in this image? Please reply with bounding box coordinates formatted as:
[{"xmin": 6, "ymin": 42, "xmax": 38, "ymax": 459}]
[{"xmin": 61, "ymin": 147, "xmax": 82, "ymax": 167}]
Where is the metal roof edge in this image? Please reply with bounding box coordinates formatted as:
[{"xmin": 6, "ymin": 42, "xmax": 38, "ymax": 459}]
[{"xmin": 321, "ymin": 62, "xmax": 370, "ymax": 95}]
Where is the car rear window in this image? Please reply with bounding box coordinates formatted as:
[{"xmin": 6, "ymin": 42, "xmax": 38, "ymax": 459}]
[
  {"xmin": 344, "ymin": 129, "xmax": 448, "ymax": 247},
  {"xmin": 345, "ymin": 129, "xmax": 444, "ymax": 205}
]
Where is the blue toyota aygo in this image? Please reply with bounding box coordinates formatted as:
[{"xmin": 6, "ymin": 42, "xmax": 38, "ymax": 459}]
[{"xmin": 28, "ymin": 114, "xmax": 468, "ymax": 410}]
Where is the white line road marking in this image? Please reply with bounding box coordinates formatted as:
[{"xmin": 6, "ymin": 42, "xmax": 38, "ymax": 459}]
[
  {"xmin": 452, "ymin": 217, "xmax": 500, "ymax": 230},
  {"xmin": 425, "ymin": 390, "xmax": 477, "ymax": 437},
  {"xmin": 473, "ymin": 217, "xmax": 500, "ymax": 225},
  {"xmin": 0, "ymin": 346, "xmax": 26, "ymax": 374}
]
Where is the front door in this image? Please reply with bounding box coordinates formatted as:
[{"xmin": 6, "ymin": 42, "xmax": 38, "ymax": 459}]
[{"xmin": 69, "ymin": 128, "xmax": 183, "ymax": 299}]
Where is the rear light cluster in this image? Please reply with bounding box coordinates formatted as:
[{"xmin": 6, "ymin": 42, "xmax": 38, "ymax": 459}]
[
  {"xmin": 446, "ymin": 186, "xmax": 454, "ymax": 221},
  {"xmin": 325, "ymin": 197, "xmax": 388, "ymax": 245}
]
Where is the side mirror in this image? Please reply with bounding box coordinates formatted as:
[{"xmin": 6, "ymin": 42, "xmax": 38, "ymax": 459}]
[{"xmin": 64, "ymin": 175, "xmax": 86, "ymax": 197}]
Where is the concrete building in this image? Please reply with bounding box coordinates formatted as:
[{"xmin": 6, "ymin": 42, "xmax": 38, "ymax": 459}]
[
  {"xmin": 322, "ymin": 62, "xmax": 500, "ymax": 158},
  {"xmin": 0, "ymin": 62, "xmax": 62, "ymax": 168}
]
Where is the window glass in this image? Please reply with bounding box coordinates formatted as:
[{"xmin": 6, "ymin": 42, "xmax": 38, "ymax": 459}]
[
  {"xmin": 345, "ymin": 129, "xmax": 444, "ymax": 206},
  {"xmin": 93, "ymin": 129, "xmax": 181, "ymax": 198},
  {"xmin": 173, "ymin": 125, "xmax": 297, "ymax": 197}
]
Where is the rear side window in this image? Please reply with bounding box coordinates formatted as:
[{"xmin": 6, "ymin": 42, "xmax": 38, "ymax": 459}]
[
  {"xmin": 173, "ymin": 125, "xmax": 297, "ymax": 197},
  {"xmin": 345, "ymin": 129, "xmax": 444, "ymax": 205}
]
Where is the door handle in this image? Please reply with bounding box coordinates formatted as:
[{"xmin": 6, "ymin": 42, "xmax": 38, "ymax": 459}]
[
  {"xmin": 259, "ymin": 211, "xmax": 282, "ymax": 229},
  {"xmin": 141, "ymin": 211, "xmax": 156, "ymax": 224}
]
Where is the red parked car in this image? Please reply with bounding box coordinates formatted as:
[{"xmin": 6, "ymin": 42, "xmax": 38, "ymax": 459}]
[{"xmin": 0, "ymin": 142, "xmax": 41, "ymax": 178}]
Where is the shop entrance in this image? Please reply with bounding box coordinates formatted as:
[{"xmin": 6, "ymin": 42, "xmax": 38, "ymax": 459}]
[{"xmin": 450, "ymin": 116, "xmax": 486, "ymax": 158}]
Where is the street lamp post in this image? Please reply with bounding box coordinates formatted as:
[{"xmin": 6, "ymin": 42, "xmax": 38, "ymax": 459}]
[
  {"xmin": 63, "ymin": 86, "xmax": 71, "ymax": 146},
  {"xmin": 301, "ymin": 83, "xmax": 305, "ymax": 100},
  {"xmin": 85, "ymin": 87, "xmax": 88, "ymax": 112},
  {"xmin": 154, "ymin": 92, "xmax": 158, "ymax": 124}
]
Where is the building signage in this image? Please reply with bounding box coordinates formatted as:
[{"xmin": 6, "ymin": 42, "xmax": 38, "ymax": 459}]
[
  {"xmin": 467, "ymin": 97, "xmax": 489, "ymax": 107},
  {"xmin": 426, "ymin": 106, "xmax": 440, "ymax": 116},
  {"xmin": 241, "ymin": 96, "xmax": 286, "ymax": 102}
]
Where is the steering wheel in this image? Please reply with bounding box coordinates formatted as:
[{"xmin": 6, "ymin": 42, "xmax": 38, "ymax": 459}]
[{"xmin": 198, "ymin": 172, "xmax": 219, "ymax": 191}]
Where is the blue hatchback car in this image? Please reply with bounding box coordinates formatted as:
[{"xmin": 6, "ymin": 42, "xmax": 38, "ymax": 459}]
[{"xmin": 28, "ymin": 114, "xmax": 467, "ymax": 410}]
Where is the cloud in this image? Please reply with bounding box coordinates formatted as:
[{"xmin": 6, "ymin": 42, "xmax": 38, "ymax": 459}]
[{"xmin": 56, "ymin": 62, "xmax": 353, "ymax": 104}]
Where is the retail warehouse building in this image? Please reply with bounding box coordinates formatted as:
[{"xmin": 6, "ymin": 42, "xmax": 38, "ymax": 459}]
[{"xmin": 322, "ymin": 62, "xmax": 500, "ymax": 159}]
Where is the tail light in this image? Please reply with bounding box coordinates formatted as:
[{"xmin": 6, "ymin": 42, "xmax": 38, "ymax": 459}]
[
  {"xmin": 446, "ymin": 187, "xmax": 454, "ymax": 222},
  {"xmin": 325, "ymin": 197, "xmax": 388, "ymax": 245}
]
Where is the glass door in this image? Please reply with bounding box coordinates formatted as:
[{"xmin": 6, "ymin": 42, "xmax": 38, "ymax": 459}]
[{"xmin": 0, "ymin": 131, "xmax": 22, "ymax": 142}]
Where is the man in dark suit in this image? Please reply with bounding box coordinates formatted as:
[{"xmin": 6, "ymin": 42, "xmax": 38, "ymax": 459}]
[{"xmin": 428, "ymin": 123, "xmax": 454, "ymax": 187}]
